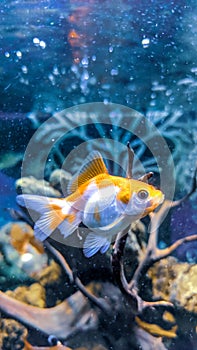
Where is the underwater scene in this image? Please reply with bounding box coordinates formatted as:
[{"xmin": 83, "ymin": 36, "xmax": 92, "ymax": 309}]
[{"xmin": 0, "ymin": 0, "xmax": 197, "ymax": 349}]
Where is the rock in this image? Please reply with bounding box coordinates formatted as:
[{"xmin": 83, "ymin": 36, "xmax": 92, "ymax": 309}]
[
  {"xmin": 149, "ymin": 257, "xmax": 197, "ymax": 313},
  {"xmin": 6, "ymin": 282, "xmax": 46, "ymax": 308},
  {"xmin": 16, "ymin": 176, "xmax": 62, "ymax": 197},
  {"xmin": 49, "ymin": 169, "xmax": 72, "ymax": 194},
  {"xmin": 37, "ymin": 261, "xmax": 62, "ymax": 287},
  {"xmin": 0, "ymin": 318, "xmax": 27, "ymax": 350},
  {"xmin": 0, "ymin": 221, "xmax": 48, "ymax": 276},
  {"xmin": 9, "ymin": 222, "xmax": 44, "ymax": 255},
  {"xmin": 134, "ymin": 326, "xmax": 168, "ymax": 350}
]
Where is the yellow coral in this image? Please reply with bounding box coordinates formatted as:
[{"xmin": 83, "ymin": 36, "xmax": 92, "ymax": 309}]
[
  {"xmin": 10, "ymin": 222, "xmax": 44, "ymax": 255},
  {"xmin": 37, "ymin": 261, "xmax": 61, "ymax": 286},
  {"xmin": 6, "ymin": 283, "xmax": 46, "ymax": 308}
]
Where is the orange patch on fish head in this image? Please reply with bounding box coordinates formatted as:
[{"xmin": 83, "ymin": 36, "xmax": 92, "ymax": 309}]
[
  {"xmin": 139, "ymin": 185, "xmax": 164, "ymax": 216},
  {"xmin": 119, "ymin": 179, "xmax": 165, "ymax": 217},
  {"xmin": 117, "ymin": 188, "xmax": 131, "ymax": 204}
]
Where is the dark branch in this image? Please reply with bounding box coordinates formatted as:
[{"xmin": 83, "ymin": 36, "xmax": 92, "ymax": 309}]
[
  {"xmin": 44, "ymin": 241, "xmax": 74, "ymax": 283},
  {"xmin": 126, "ymin": 142, "xmax": 134, "ymax": 178},
  {"xmin": 138, "ymin": 172, "xmax": 154, "ymax": 183},
  {"xmin": 128, "ymin": 166, "xmax": 197, "ymax": 292},
  {"xmin": 112, "ymin": 229, "xmax": 139, "ymax": 314},
  {"xmin": 44, "ymin": 241, "xmax": 110, "ymax": 314},
  {"xmin": 154, "ymin": 234, "xmax": 197, "ymax": 260},
  {"xmin": 111, "ymin": 228, "xmax": 173, "ymax": 315},
  {"xmin": 171, "ymin": 166, "xmax": 197, "ymax": 207},
  {"xmin": 112, "ymin": 230, "xmax": 130, "ymax": 293}
]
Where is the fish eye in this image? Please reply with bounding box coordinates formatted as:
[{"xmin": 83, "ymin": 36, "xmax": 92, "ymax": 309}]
[{"xmin": 137, "ymin": 189, "xmax": 149, "ymax": 200}]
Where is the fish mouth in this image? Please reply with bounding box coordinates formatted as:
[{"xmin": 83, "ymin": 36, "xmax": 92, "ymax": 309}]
[
  {"xmin": 152, "ymin": 192, "xmax": 165, "ymax": 209},
  {"xmin": 157, "ymin": 193, "xmax": 165, "ymax": 205}
]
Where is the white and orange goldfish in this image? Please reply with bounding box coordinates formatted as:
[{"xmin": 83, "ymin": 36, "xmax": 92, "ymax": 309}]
[{"xmin": 17, "ymin": 151, "xmax": 164, "ymax": 257}]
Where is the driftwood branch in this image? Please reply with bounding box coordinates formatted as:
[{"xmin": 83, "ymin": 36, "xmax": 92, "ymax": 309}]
[
  {"xmin": 44, "ymin": 241, "xmax": 110, "ymax": 314},
  {"xmin": 126, "ymin": 142, "xmax": 134, "ymax": 178},
  {"xmin": 111, "ymin": 228, "xmax": 174, "ymax": 316},
  {"xmin": 138, "ymin": 172, "xmax": 154, "ymax": 183},
  {"xmin": 111, "ymin": 150, "xmax": 197, "ymax": 316},
  {"xmin": 0, "ymin": 289, "xmax": 95, "ymax": 339},
  {"xmin": 128, "ymin": 166, "xmax": 197, "ymax": 292}
]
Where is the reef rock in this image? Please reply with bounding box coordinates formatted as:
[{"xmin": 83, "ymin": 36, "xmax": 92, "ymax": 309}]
[
  {"xmin": 49, "ymin": 169, "xmax": 72, "ymax": 194},
  {"xmin": 0, "ymin": 318, "xmax": 27, "ymax": 350},
  {"xmin": 0, "ymin": 221, "xmax": 48, "ymax": 277},
  {"xmin": 36, "ymin": 260, "xmax": 62, "ymax": 287},
  {"xmin": 6, "ymin": 282, "xmax": 46, "ymax": 308},
  {"xmin": 16, "ymin": 176, "xmax": 62, "ymax": 197},
  {"xmin": 149, "ymin": 257, "xmax": 197, "ymax": 313}
]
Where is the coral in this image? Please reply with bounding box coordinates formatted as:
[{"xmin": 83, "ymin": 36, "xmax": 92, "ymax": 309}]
[
  {"xmin": 149, "ymin": 257, "xmax": 197, "ymax": 313},
  {"xmin": 0, "ymin": 318, "xmax": 27, "ymax": 350},
  {"xmin": 10, "ymin": 222, "xmax": 44, "ymax": 255},
  {"xmin": 49, "ymin": 169, "xmax": 72, "ymax": 194},
  {"xmin": 146, "ymin": 108, "xmax": 197, "ymax": 192},
  {"xmin": 36, "ymin": 260, "xmax": 62, "ymax": 287},
  {"xmin": 6, "ymin": 283, "xmax": 46, "ymax": 308},
  {"xmin": 16, "ymin": 177, "xmax": 62, "ymax": 197},
  {"xmin": 0, "ymin": 289, "xmax": 96, "ymax": 340},
  {"xmin": 22, "ymin": 103, "xmax": 196, "ymax": 198},
  {"xmin": 22, "ymin": 104, "xmax": 174, "ymax": 184},
  {"xmin": 0, "ymin": 221, "xmax": 48, "ymax": 278}
]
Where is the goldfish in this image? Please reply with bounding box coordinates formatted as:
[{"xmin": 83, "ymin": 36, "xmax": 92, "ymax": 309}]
[{"xmin": 17, "ymin": 151, "xmax": 164, "ymax": 258}]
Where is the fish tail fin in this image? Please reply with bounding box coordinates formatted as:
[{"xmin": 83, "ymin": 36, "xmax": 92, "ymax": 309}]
[{"xmin": 17, "ymin": 194, "xmax": 81, "ymax": 241}]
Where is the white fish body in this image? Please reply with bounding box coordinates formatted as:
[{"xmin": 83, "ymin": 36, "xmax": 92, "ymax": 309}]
[{"xmin": 17, "ymin": 151, "xmax": 164, "ymax": 257}]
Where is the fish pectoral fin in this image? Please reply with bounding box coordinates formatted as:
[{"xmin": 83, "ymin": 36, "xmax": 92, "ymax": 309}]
[
  {"xmin": 17, "ymin": 194, "xmax": 81, "ymax": 241},
  {"xmin": 83, "ymin": 233, "xmax": 111, "ymax": 258}
]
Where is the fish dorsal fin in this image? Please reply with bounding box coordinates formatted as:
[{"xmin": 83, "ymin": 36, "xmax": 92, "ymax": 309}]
[{"xmin": 67, "ymin": 151, "xmax": 108, "ymax": 194}]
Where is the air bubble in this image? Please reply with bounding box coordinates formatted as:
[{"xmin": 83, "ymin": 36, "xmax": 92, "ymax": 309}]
[
  {"xmin": 33, "ymin": 37, "xmax": 40, "ymax": 45},
  {"xmin": 40, "ymin": 40, "xmax": 46, "ymax": 49},
  {"xmin": 21, "ymin": 65, "xmax": 28, "ymax": 74},
  {"xmin": 142, "ymin": 37, "xmax": 150, "ymax": 48},
  {"xmin": 16, "ymin": 51, "xmax": 22, "ymax": 58},
  {"xmin": 110, "ymin": 68, "xmax": 119, "ymax": 76}
]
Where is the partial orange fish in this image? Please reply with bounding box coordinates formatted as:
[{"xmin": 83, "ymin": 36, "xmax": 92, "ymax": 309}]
[{"xmin": 17, "ymin": 151, "xmax": 164, "ymax": 257}]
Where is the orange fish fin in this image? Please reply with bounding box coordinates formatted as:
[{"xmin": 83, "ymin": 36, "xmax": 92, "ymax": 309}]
[
  {"xmin": 67, "ymin": 151, "xmax": 108, "ymax": 194},
  {"xmin": 35, "ymin": 209, "xmax": 81, "ymax": 240},
  {"xmin": 17, "ymin": 194, "xmax": 81, "ymax": 241}
]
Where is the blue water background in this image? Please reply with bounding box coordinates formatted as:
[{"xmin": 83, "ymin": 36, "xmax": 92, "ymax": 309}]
[{"xmin": 0, "ymin": 1, "xmax": 196, "ymax": 246}]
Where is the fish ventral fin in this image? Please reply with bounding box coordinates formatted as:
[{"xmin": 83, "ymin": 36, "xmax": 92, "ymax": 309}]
[
  {"xmin": 67, "ymin": 151, "xmax": 108, "ymax": 194},
  {"xmin": 83, "ymin": 232, "xmax": 111, "ymax": 258}
]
